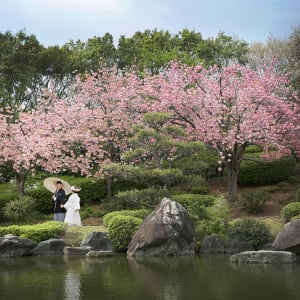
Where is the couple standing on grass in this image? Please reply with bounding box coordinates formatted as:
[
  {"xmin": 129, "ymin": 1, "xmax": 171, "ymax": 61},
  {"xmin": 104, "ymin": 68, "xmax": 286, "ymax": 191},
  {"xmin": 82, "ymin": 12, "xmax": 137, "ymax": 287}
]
[{"xmin": 53, "ymin": 181, "xmax": 82, "ymax": 226}]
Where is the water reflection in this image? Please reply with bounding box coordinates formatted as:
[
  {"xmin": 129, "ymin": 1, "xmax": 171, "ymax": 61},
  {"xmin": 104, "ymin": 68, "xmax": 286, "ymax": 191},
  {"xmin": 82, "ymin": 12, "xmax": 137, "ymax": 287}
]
[{"xmin": 1, "ymin": 254, "xmax": 300, "ymax": 300}]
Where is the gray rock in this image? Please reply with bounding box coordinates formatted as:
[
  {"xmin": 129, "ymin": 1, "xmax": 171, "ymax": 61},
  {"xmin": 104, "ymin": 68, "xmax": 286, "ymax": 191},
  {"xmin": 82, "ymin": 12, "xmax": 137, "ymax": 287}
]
[
  {"xmin": 273, "ymin": 219, "xmax": 300, "ymax": 254},
  {"xmin": 225, "ymin": 236, "xmax": 255, "ymax": 254},
  {"xmin": 0, "ymin": 234, "xmax": 35, "ymax": 258},
  {"xmin": 31, "ymin": 239, "xmax": 67, "ymax": 256},
  {"xmin": 80, "ymin": 231, "xmax": 112, "ymax": 251},
  {"xmin": 64, "ymin": 246, "xmax": 92, "ymax": 256},
  {"xmin": 230, "ymin": 250, "xmax": 296, "ymax": 264},
  {"xmin": 200, "ymin": 234, "xmax": 225, "ymax": 253},
  {"xmin": 86, "ymin": 250, "xmax": 114, "ymax": 257},
  {"xmin": 127, "ymin": 198, "xmax": 195, "ymax": 257}
]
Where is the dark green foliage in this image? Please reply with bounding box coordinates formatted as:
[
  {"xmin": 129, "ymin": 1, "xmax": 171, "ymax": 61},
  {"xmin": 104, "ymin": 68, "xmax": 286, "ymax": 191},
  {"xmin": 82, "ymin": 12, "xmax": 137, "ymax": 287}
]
[
  {"xmin": 107, "ymin": 215, "xmax": 143, "ymax": 252},
  {"xmin": 229, "ymin": 218, "xmax": 271, "ymax": 249},
  {"xmin": 0, "ymin": 221, "xmax": 66, "ymax": 243},
  {"xmin": 196, "ymin": 217, "xmax": 229, "ymax": 241},
  {"xmin": 115, "ymin": 188, "xmax": 170, "ymax": 209},
  {"xmin": 111, "ymin": 178, "xmax": 147, "ymax": 194},
  {"xmin": 171, "ymin": 194, "xmax": 216, "ymax": 207},
  {"xmin": 189, "ymin": 186, "xmax": 209, "ymax": 195},
  {"xmin": 171, "ymin": 194, "xmax": 216, "ymax": 223},
  {"xmin": 80, "ymin": 206, "xmax": 105, "ymax": 219},
  {"xmin": 173, "ymin": 149, "xmax": 218, "ymax": 178},
  {"xmin": 240, "ymin": 189, "xmax": 270, "ymax": 214},
  {"xmin": 78, "ymin": 179, "xmax": 106, "ymax": 205},
  {"xmin": 280, "ymin": 202, "xmax": 300, "ymax": 221},
  {"xmin": 103, "ymin": 209, "xmax": 149, "ymax": 227},
  {"xmin": 238, "ymin": 155, "xmax": 296, "ymax": 185},
  {"xmin": 3, "ymin": 196, "xmax": 39, "ymax": 223},
  {"xmin": 244, "ymin": 145, "xmax": 263, "ymax": 153},
  {"xmin": 26, "ymin": 188, "xmax": 53, "ymax": 214}
]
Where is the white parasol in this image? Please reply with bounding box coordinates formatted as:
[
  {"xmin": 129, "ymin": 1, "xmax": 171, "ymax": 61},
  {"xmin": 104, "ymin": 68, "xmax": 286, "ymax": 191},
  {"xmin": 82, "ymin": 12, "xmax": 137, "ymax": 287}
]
[{"xmin": 43, "ymin": 177, "xmax": 72, "ymax": 195}]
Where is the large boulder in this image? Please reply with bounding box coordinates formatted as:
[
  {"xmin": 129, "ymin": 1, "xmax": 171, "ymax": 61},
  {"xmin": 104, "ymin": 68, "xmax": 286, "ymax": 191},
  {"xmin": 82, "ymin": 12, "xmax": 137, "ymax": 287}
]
[
  {"xmin": 200, "ymin": 234, "xmax": 225, "ymax": 253},
  {"xmin": 0, "ymin": 234, "xmax": 35, "ymax": 258},
  {"xmin": 80, "ymin": 232, "xmax": 112, "ymax": 251},
  {"xmin": 127, "ymin": 198, "xmax": 194, "ymax": 257},
  {"xmin": 230, "ymin": 250, "xmax": 296, "ymax": 264},
  {"xmin": 225, "ymin": 236, "xmax": 255, "ymax": 254},
  {"xmin": 31, "ymin": 239, "xmax": 67, "ymax": 256},
  {"xmin": 273, "ymin": 219, "xmax": 300, "ymax": 254}
]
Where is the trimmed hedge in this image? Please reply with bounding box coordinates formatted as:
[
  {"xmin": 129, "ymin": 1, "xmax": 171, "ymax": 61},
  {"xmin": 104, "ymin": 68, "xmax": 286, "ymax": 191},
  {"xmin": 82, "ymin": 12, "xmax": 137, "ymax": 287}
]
[
  {"xmin": 229, "ymin": 218, "xmax": 271, "ymax": 249},
  {"xmin": 103, "ymin": 209, "xmax": 149, "ymax": 227},
  {"xmin": 238, "ymin": 155, "xmax": 296, "ymax": 185},
  {"xmin": 107, "ymin": 215, "xmax": 143, "ymax": 252},
  {"xmin": 0, "ymin": 221, "xmax": 66, "ymax": 243},
  {"xmin": 280, "ymin": 202, "xmax": 300, "ymax": 221},
  {"xmin": 115, "ymin": 188, "xmax": 170, "ymax": 208}
]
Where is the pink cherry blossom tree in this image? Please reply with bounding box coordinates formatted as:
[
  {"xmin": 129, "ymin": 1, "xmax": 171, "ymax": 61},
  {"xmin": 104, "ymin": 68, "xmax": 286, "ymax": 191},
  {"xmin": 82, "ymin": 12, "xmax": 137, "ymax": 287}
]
[{"xmin": 134, "ymin": 62, "xmax": 300, "ymax": 201}]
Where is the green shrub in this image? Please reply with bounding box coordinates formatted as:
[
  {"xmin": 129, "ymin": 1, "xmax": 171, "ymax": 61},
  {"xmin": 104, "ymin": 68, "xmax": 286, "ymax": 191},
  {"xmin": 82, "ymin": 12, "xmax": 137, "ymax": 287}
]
[
  {"xmin": 173, "ymin": 149, "xmax": 218, "ymax": 178},
  {"xmin": 171, "ymin": 194, "xmax": 216, "ymax": 207},
  {"xmin": 107, "ymin": 215, "xmax": 143, "ymax": 252},
  {"xmin": 244, "ymin": 145, "xmax": 263, "ymax": 153},
  {"xmin": 0, "ymin": 192, "xmax": 18, "ymax": 221},
  {"xmin": 26, "ymin": 188, "xmax": 53, "ymax": 214},
  {"xmin": 171, "ymin": 194, "xmax": 216, "ymax": 223},
  {"xmin": 238, "ymin": 155, "xmax": 296, "ymax": 185},
  {"xmin": 80, "ymin": 206, "xmax": 105, "ymax": 219},
  {"xmin": 196, "ymin": 217, "xmax": 229, "ymax": 241},
  {"xmin": 103, "ymin": 209, "xmax": 149, "ymax": 227},
  {"xmin": 78, "ymin": 179, "xmax": 106, "ymax": 205},
  {"xmin": 3, "ymin": 196, "xmax": 39, "ymax": 223},
  {"xmin": 229, "ymin": 218, "xmax": 271, "ymax": 249},
  {"xmin": 189, "ymin": 186, "xmax": 209, "ymax": 195},
  {"xmin": 280, "ymin": 202, "xmax": 300, "ymax": 221},
  {"xmin": 115, "ymin": 188, "xmax": 169, "ymax": 208},
  {"xmin": 0, "ymin": 221, "xmax": 66, "ymax": 243},
  {"xmin": 240, "ymin": 189, "xmax": 270, "ymax": 214}
]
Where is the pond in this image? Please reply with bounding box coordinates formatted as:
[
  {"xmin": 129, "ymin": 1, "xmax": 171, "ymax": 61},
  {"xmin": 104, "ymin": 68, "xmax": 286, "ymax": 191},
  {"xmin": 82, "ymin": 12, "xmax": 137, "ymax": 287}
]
[{"xmin": 1, "ymin": 254, "xmax": 300, "ymax": 300}]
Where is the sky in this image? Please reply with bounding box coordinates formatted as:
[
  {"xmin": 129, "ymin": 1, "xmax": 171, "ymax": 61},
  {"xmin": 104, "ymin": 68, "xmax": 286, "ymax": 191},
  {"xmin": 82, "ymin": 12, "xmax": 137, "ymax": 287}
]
[{"xmin": 0, "ymin": 0, "xmax": 299, "ymax": 46}]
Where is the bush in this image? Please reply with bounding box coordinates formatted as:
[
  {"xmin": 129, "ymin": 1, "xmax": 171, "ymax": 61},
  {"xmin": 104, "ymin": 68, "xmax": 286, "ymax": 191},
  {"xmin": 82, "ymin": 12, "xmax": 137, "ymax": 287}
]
[
  {"xmin": 78, "ymin": 179, "xmax": 106, "ymax": 205},
  {"xmin": 280, "ymin": 202, "xmax": 300, "ymax": 221},
  {"xmin": 240, "ymin": 189, "xmax": 270, "ymax": 214},
  {"xmin": 26, "ymin": 188, "xmax": 53, "ymax": 214},
  {"xmin": 238, "ymin": 155, "xmax": 296, "ymax": 185},
  {"xmin": 171, "ymin": 194, "xmax": 217, "ymax": 224},
  {"xmin": 189, "ymin": 186, "xmax": 209, "ymax": 195},
  {"xmin": 173, "ymin": 149, "xmax": 218, "ymax": 178},
  {"xmin": 0, "ymin": 221, "xmax": 66, "ymax": 243},
  {"xmin": 0, "ymin": 192, "xmax": 18, "ymax": 221},
  {"xmin": 103, "ymin": 209, "xmax": 149, "ymax": 227},
  {"xmin": 171, "ymin": 194, "xmax": 216, "ymax": 207},
  {"xmin": 3, "ymin": 196, "xmax": 39, "ymax": 223},
  {"xmin": 196, "ymin": 217, "xmax": 229, "ymax": 241},
  {"xmin": 229, "ymin": 218, "xmax": 271, "ymax": 249},
  {"xmin": 107, "ymin": 215, "xmax": 143, "ymax": 252},
  {"xmin": 80, "ymin": 206, "xmax": 105, "ymax": 219},
  {"xmin": 115, "ymin": 188, "xmax": 170, "ymax": 208}
]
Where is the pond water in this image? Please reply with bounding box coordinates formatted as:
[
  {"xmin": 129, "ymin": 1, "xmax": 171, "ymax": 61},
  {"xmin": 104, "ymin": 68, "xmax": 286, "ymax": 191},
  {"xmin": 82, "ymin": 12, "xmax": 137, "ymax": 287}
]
[{"xmin": 1, "ymin": 254, "xmax": 300, "ymax": 300}]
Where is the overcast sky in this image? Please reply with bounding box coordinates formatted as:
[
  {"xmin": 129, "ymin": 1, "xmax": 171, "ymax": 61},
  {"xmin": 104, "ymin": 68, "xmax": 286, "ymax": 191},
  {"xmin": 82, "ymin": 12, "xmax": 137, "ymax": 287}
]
[{"xmin": 1, "ymin": 0, "xmax": 299, "ymax": 46}]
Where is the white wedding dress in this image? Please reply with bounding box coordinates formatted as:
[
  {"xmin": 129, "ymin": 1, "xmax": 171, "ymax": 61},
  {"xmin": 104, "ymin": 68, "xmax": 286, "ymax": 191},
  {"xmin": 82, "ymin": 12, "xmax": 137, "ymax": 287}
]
[{"xmin": 64, "ymin": 193, "xmax": 82, "ymax": 226}]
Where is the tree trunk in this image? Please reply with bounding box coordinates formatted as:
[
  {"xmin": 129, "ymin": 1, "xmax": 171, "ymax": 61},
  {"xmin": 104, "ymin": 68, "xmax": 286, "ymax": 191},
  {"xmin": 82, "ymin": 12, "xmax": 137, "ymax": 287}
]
[
  {"xmin": 227, "ymin": 167, "xmax": 239, "ymax": 202},
  {"xmin": 16, "ymin": 172, "xmax": 26, "ymax": 200},
  {"xmin": 227, "ymin": 144, "xmax": 246, "ymax": 202},
  {"xmin": 105, "ymin": 174, "xmax": 112, "ymax": 198}
]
